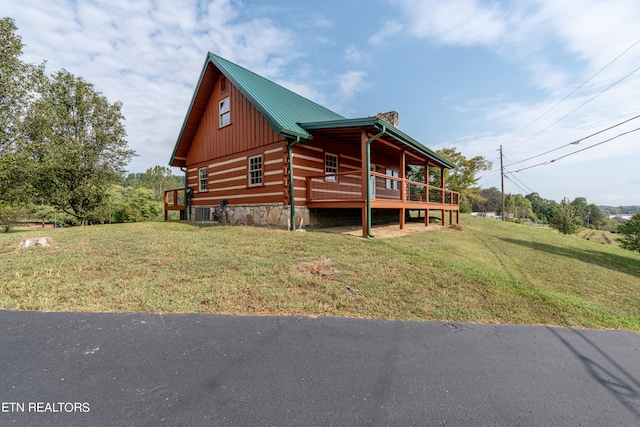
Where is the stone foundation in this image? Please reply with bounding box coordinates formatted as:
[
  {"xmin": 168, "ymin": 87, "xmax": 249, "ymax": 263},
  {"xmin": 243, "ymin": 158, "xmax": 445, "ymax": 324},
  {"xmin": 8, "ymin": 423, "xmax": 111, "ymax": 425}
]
[
  {"xmin": 191, "ymin": 204, "xmax": 404, "ymax": 229},
  {"xmin": 191, "ymin": 203, "xmax": 309, "ymax": 229}
]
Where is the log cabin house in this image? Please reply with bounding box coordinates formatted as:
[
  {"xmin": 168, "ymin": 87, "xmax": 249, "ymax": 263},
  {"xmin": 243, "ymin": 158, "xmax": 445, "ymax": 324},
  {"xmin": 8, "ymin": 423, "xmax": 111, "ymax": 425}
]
[{"xmin": 167, "ymin": 52, "xmax": 459, "ymax": 238}]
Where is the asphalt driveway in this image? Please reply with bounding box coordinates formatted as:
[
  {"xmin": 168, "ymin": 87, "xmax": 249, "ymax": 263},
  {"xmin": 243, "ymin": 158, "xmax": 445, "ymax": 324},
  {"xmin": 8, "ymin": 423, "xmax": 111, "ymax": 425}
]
[{"xmin": 1, "ymin": 311, "xmax": 639, "ymax": 426}]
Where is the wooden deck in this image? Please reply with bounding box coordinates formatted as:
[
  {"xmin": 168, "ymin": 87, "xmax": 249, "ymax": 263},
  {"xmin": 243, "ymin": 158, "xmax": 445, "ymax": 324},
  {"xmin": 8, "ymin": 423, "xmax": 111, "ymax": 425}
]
[
  {"xmin": 306, "ymin": 170, "xmax": 460, "ymax": 228},
  {"xmin": 164, "ymin": 189, "xmax": 185, "ymax": 220}
]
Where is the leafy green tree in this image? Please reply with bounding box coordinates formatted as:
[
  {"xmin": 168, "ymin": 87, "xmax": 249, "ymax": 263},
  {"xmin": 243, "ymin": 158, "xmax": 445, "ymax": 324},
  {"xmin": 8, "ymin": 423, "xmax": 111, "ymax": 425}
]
[
  {"xmin": 88, "ymin": 185, "xmax": 161, "ymax": 224},
  {"xmin": 570, "ymin": 197, "xmax": 589, "ymax": 225},
  {"xmin": 0, "ymin": 17, "xmax": 44, "ymax": 205},
  {"xmin": 123, "ymin": 172, "xmax": 145, "ymax": 187},
  {"xmin": 411, "ymin": 148, "xmax": 491, "ymax": 213},
  {"xmin": 550, "ymin": 198, "xmax": 582, "ymax": 235},
  {"xmin": 28, "ymin": 204, "xmax": 60, "ymax": 226},
  {"xmin": 142, "ymin": 165, "xmax": 183, "ymax": 200},
  {"xmin": 472, "ymin": 187, "xmax": 502, "ymax": 212},
  {"xmin": 618, "ymin": 212, "xmax": 640, "ymax": 253},
  {"xmin": 24, "ymin": 69, "xmax": 135, "ymax": 224},
  {"xmin": 502, "ymin": 194, "xmax": 532, "ymax": 221},
  {"xmin": 526, "ymin": 193, "xmax": 558, "ymax": 224},
  {"xmin": 0, "ymin": 202, "xmax": 28, "ymax": 232},
  {"xmin": 585, "ymin": 203, "xmax": 606, "ymax": 229}
]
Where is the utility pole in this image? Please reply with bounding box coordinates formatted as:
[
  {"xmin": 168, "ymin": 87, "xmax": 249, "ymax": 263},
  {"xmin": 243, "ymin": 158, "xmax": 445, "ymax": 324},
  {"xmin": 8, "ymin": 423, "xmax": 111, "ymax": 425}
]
[{"xmin": 500, "ymin": 145, "xmax": 505, "ymax": 221}]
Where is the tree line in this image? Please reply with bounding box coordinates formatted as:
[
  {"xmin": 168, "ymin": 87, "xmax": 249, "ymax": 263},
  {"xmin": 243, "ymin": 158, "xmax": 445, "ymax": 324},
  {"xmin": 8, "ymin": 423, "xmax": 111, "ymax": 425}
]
[{"xmin": 1, "ymin": 17, "xmax": 182, "ymax": 231}]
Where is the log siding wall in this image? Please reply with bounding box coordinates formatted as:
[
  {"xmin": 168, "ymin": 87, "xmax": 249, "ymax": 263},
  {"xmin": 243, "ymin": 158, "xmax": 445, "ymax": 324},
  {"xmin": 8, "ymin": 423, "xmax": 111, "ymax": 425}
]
[{"xmin": 289, "ymin": 135, "xmax": 404, "ymax": 206}]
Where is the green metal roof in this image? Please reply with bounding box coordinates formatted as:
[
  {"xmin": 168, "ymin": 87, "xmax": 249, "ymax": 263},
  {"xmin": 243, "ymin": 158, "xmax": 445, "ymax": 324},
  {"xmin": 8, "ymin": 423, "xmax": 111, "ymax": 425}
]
[
  {"xmin": 171, "ymin": 53, "xmax": 454, "ymax": 170},
  {"xmin": 209, "ymin": 53, "xmax": 345, "ymax": 139}
]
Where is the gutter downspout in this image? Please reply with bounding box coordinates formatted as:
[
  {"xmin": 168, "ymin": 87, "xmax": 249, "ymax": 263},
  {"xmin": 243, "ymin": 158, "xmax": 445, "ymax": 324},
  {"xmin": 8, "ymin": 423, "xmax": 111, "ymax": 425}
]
[
  {"xmin": 180, "ymin": 167, "xmax": 188, "ymax": 220},
  {"xmin": 365, "ymin": 125, "xmax": 386, "ymax": 238},
  {"xmin": 288, "ymin": 136, "xmax": 302, "ymax": 231}
]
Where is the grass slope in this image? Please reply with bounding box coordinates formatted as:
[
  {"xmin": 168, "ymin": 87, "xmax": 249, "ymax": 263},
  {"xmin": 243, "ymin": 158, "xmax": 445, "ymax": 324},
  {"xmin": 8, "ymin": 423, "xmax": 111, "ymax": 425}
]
[{"xmin": 1, "ymin": 216, "xmax": 639, "ymax": 331}]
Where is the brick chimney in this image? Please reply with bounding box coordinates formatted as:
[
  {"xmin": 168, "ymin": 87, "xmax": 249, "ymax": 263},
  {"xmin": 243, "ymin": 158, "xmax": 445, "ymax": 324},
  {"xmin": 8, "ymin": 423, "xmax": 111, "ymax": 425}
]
[{"xmin": 376, "ymin": 111, "xmax": 399, "ymax": 128}]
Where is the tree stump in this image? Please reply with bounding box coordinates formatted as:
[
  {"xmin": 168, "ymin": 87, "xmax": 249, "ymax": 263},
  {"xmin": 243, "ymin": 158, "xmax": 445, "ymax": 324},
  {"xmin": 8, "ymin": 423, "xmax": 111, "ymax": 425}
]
[{"xmin": 17, "ymin": 237, "xmax": 54, "ymax": 249}]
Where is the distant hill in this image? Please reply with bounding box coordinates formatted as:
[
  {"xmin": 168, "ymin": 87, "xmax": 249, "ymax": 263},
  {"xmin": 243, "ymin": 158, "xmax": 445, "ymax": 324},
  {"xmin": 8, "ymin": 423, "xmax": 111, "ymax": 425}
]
[{"xmin": 598, "ymin": 205, "xmax": 640, "ymax": 215}]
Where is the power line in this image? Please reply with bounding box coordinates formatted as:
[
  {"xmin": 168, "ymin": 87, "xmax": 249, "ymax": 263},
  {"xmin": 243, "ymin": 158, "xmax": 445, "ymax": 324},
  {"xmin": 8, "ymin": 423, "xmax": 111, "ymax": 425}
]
[
  {"xmin": 512, "ymin": 126, "xmax": 640, "ymax": 173},
  {"xmin": 504, "ymin": 175, "xmax": 529, "ymax": 195},
  {"xmin": 508, "ymin": 63, "xmax": 640, "ymax": 152},
  {"xmin": 504, "ymin": 170, "xmax": 535, "ymax": 194},
  {"xmin": 505, "ymin": 113, "xmax": 640, "ymax": 167},
  {"xmin": 503, "ymin": 37, "xmax": 640, "ymax": 150}
]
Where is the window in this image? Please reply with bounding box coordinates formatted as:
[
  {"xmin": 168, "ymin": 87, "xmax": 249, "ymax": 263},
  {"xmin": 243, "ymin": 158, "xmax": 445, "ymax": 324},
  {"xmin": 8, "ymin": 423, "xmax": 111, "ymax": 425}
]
[
  {"xmin": 221, "ymin": 76, "xmax": 227, "ymax": 92},
  {"xmin": 249, "ymin": 155, "xmax": 262, "ymax": 186},
  {"xmin": 219, "ymin": 97, "xmax": 230, "ymax": 127},
  {"xmin": 199, "ymin": 167, "xmax": 208, "ymax": 191},
  {"xmin": 325, "ymin": 153, "xmax": 338, "ymax": 181},
  {"xmin": 386, "ymin": 169, "xmax": 399, "ymax": 190}
]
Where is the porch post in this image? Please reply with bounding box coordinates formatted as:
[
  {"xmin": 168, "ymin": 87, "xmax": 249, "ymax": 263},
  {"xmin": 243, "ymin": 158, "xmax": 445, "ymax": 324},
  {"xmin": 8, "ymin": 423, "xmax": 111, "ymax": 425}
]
[
  {"xmin": 424, "ymin": 161, "xmax": 430, "ymax": 226},
  {"xmin": 440, "ymin": 166, "xmax": 445, "ymax": 226},
  {"xmin": 399, "ymin": 151, "xmax": 406, "ymax": 229},
  {"xmin": 164, "ymin": 191, "xmax": 169, "ymax": 221},
  {"xmin": 361, "ymin": 130, "xmax": 368, "ymax": 238}
]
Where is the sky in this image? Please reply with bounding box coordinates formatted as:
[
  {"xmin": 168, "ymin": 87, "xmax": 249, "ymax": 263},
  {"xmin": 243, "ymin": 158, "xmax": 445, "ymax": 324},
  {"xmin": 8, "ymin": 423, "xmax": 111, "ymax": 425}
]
[{"xmin": 3, "ymin": 0, "xmax": 640, "ymax": 206}]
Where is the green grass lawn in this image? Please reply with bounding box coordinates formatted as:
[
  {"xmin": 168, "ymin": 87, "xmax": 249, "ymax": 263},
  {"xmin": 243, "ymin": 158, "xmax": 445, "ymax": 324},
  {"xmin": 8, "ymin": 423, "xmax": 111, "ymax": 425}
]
[{"xmin": 1, "ymin": 216, "xmax": 639, "ymax": 331}]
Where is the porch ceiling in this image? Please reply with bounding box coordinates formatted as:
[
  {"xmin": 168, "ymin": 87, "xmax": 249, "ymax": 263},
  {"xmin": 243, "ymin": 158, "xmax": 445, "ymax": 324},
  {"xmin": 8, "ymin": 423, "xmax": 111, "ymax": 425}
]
[{"xmin": 299, "ymin": 117, "xmax": 455, "ymax": 169}]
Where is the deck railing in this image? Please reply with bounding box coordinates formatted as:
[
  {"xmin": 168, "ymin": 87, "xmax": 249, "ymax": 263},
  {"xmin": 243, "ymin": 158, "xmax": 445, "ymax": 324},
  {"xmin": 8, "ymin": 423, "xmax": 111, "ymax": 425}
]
[
  {"xmin": 164, "ymin": 188, "xmax": 186, "ymax": 220},
  {"xmin": 306, "ymin": 171, "xmax": 459, "ymax": 206},
  {"xmin": 306, "ymin": 171, "xmax": 363, "ymax": 201}
]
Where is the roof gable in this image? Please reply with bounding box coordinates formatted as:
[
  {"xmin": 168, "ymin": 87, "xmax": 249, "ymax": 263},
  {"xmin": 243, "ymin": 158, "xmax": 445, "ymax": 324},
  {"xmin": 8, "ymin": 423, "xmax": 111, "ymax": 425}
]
[
  {"xmin": 210, "ymin": 53, "xmax": 345, "ymax": 139},
  {"xmin": 170, "ymin": 52, "xmax": 454, "ymax": 171},
  {"xmin": 170, "ymin": 53, "xmax": 344, "ymax": 167}
]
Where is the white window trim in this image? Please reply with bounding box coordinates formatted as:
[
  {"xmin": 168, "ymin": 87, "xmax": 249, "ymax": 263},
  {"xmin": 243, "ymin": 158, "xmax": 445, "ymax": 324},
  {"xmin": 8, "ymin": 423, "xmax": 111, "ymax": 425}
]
[
  {"xmin": 199, "ymin": 167, "xmax": 208, "ymax": 192},
  {"xmin": 325, "ymin": 153, "xmax": 338, "ymax": 182},
  {"xmin": 219, "ymin": 96, "xmax": 230, "ymax": 128},
  {"xmin": 386, "ymin": 169, "xmax": 399, "ymax": 190},
  {"xmin": 248, "ymin": 154, "xmax": 263, "ymax": 187}
]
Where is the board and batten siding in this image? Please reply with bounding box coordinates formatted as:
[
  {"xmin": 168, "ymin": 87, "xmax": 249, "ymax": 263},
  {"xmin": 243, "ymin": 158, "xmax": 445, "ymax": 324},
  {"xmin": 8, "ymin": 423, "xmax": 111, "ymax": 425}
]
[
  {"xmin": 185, "ymin": 75, "xmax": 286, "ymax": 166},
  {"xmin": 183, "ymin": 73, "xmax": 289, "ymax": 206}
]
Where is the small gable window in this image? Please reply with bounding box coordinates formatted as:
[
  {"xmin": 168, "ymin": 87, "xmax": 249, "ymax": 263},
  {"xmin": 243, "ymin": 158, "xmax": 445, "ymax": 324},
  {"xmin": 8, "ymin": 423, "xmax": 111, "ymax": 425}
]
[
  {"xmin": 325, "ymin": 153, "xmax": 338, "ymax": 182},
  {"xmin": 221, "ymin": 76, "xmax": 227, "ymax": 92},
  {"xmin": 199, "ymin": 167, "xmax": 208, "ymax": 192},
  {"xmin": 249, "ymin": 155, "xmax": 262, "ymax": 186},
  {"xmin": 219, "ymin": 97, "xmax": 230, "ymax": 127}
]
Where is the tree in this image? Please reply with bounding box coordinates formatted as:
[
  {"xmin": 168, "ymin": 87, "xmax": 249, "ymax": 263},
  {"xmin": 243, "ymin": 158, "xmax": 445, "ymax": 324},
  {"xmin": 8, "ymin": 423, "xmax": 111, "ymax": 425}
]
[
  {"xmin": 88, "ymin": 185, "xmax": 161, "ymax": 224},
  {"xmin": 0, "ymin": 17, "xmax": 44, "ymax": 205},
  {"xmin": 550, "ymin": 198, "xmax": 582, "ymax": 235},
  {"xmin": 526, "ymin": 193, "xmax": 558, "ymax": 224},
  {"xmin": 24, "ymin": 69, "xmax": 135, "ymax": 224},
  {"xmin": 618, "ymin": 212, "xmax": 640, "ymax": 253},
  {"xmin": 503, "ymin": 194, "xmax": 533, "ymax": 222},
  {"xmin": 142, "ymin": 165, "xmax": 183, "ymax": 200},
  {"xmin": 585, "ymin": 203, "xmax": 606, "ymax": 229},
  {"xmin": 570, "ymin": 197, "xmax": 589, "ymax": 226},
  {"xmin": 123, "ymin": 172, "xmax": 145, "ymax": 187},
  {"xmin": 472, "ymin": 187, "xmax": 502, "ymax": 213},
  {"xmin": 414, "ymin": 148, "xmax": 491, "ymax": 213}
]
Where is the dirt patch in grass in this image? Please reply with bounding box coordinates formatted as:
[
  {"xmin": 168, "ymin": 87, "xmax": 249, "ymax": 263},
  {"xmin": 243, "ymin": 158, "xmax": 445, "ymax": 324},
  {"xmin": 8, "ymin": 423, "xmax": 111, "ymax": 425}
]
[{"xmin": 293, "ymin": 258, "xmax": 341, "ymax": 279}]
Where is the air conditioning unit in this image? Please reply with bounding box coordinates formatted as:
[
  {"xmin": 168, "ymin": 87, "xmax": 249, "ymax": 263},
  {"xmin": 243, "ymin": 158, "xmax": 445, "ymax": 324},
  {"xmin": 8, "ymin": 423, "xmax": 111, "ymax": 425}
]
[{"xmin": 194, "ymin": 207, "xmax": 211, "ymax": 221}]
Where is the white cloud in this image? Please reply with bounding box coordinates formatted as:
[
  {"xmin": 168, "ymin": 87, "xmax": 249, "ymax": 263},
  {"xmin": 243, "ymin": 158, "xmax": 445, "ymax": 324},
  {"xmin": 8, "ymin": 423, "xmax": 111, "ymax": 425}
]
[
  {"xmin": 369, "ymin": 21, "xmax": 403, "ymax": 45},
  {"xmin": 337, "ymin": 71, "xmax": 368, "ymax": 103},
  {"xmin": 344, "ymin": 45, "xmax": 372, "ymax": 65},
  {"xmin": 3, "ymin": 0, "xmax": 302, "ymax": 172},
  {"xmin": 385, "ymin": 0, "xmax": 507, "ymax": 46}
]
